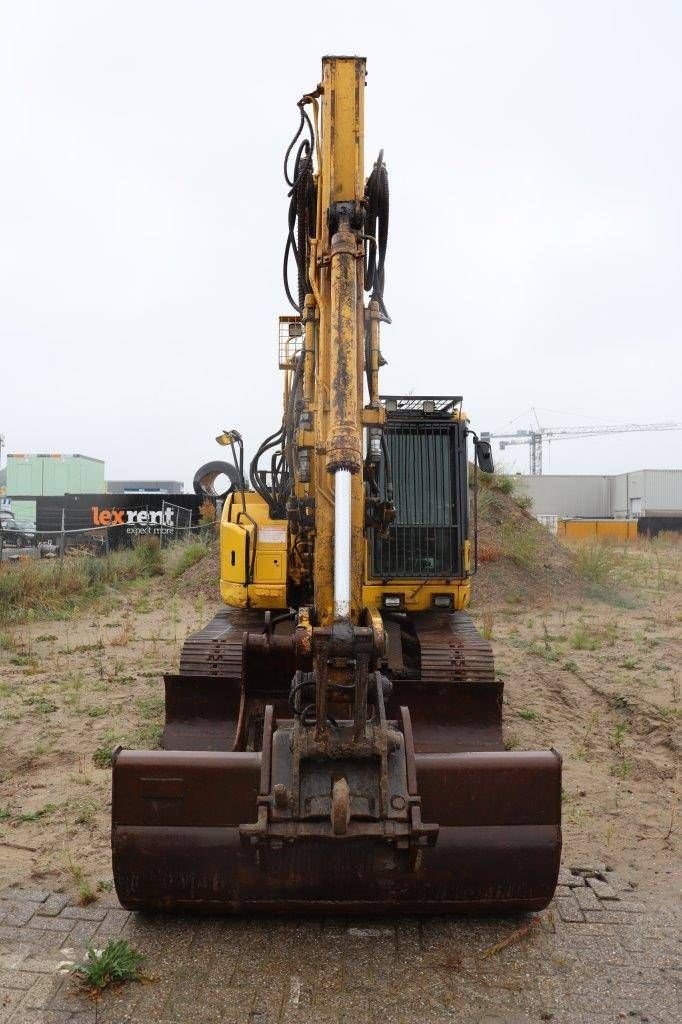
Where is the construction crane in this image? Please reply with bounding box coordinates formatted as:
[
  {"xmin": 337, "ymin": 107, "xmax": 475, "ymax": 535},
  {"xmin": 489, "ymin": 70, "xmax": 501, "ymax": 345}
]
[
  {"xmin": 482, "ymin": 420, "xmax": 682, "ymax": 475},
  {"xmin": 112, "ymin": 56, "xmax": 562, "ymax": 916}
]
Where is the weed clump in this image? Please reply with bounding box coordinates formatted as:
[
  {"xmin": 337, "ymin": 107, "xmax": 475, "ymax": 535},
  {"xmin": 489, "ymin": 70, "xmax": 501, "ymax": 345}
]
[
  {"xmin": 573, "ymin": 543, "xmax": 619, "ymax": 584},
  {"xmin": 72, "ymin": 939, "xmax": 145, "ymax": 992}
]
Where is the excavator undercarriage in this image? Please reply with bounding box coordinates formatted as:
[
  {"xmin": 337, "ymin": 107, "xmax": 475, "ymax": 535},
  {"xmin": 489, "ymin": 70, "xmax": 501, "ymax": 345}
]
[{"xmin": 111, "ymin": 55, "xmax": 561, "ymax": 915}]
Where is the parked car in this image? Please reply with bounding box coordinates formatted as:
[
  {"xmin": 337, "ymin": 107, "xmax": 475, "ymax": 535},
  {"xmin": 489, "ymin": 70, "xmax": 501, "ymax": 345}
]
[{"xmin": 0, "ymin": 510, "xmax": 36, "ymax": 547}]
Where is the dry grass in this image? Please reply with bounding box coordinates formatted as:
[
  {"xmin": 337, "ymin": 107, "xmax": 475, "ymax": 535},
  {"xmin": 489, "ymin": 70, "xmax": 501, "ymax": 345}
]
[{"xmin": 0, "ymin": 537, "xmax": 167, "ymax": 625}]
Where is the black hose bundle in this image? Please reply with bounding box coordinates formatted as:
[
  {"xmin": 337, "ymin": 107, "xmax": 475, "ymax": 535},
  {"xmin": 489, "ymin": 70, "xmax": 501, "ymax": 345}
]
[
  {"xmin": 283, "ymin": 105, "xmax": 317, "ymax": 314},
  {"xmin": 364, "ymin": 150, "xmax": 391, "ymax": 323},
  {"xmin": 249, "ymin": 423, "xmax": 290, "ymax": 519}
]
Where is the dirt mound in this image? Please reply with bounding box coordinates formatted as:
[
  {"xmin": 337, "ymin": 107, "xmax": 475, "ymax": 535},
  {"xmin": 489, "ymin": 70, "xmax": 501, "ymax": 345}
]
[
  {"xmin": 174, "ymin": 542, "xmax": 220, "ymax": 598},
  {"xmin": 472, "ymin": 483, "xmax": 580, "ymax": 607}
]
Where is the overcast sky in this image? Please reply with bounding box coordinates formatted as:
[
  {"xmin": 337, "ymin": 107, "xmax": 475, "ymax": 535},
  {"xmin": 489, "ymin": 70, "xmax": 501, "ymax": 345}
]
[{"xmin": 1, "ymin": 1, "xmax": 680, "ymax": 487}]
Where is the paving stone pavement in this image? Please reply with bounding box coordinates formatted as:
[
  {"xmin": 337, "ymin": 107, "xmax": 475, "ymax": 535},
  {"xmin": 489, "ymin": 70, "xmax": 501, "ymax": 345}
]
[{"xmin": 0, "ymin": 867, "xmax": 678, "ymax": 1024}]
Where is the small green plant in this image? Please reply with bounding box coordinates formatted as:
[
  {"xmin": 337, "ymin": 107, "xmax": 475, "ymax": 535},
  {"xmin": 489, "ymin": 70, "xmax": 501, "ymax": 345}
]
[
  {"xmin": 619, "ymin": 658, "xmax": 638, "ymax": 670},
  {"xmin": 563, "ymin": 659, "xmax": 580, "ymax": 675},
  {"xmin": 22, "ymin": 696, "xmax": 58, "ymax": 714},
  {"xmin": 0, "ymin": 633, "xmax": 16, "ymax": 650},
  {"xmin": 72, "ymin": 939, "xmax": 146, "ymax": 992},
  {"xmin": 11, "ymin": 653, "xmax": 33, "ymax": 666},
  {"xmin": 92, "ymin": 746, "xmax": 114, "ymax": 768},
  {"xmin": 0, "ymin": 806, "xmax": 12, "ymax": 821},
  {"xmin": 86, "ymin": 706, "xmax": 107, "ymax": 718},
  {"xmin": 65, "ymin": 855, "xmax": 97, "ymax": 905},
  {"xmin": 571, "ymin": 627, "xmax": 598, "ymax": 651},
  {"xmin": 16, "ymin": 803, "xmax": 57, "ymax": 824},
  {"xmin": 518, "ymin": 709, "xmax": 539, "ymax": 721},
  {"xmin": 610, "ymin": 721, "xmax": 628, "ymax": 750}
]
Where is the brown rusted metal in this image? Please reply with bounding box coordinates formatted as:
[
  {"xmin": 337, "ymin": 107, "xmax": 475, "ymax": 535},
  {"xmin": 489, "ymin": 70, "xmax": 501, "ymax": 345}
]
[{"xmin": 112, "ymin": 742, "xmax": 561, "ymax": 914}]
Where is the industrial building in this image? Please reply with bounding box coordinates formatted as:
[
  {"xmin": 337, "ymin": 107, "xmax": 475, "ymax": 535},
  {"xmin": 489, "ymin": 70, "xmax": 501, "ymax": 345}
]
[
  {"xmin": 517, "ymin": 469, "xmax": 682, "ymax": 528},
  {"xmin": 106, "ymin": 480, "xmax": 184, "ymax": 494},
  {"xmin": 5, "ymin": 453, "xmax": 105, "ymax": 522}
]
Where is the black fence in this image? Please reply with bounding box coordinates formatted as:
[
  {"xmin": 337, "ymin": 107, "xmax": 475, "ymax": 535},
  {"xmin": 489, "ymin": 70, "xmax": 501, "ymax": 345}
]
[
  {"xmin": 1, "ymin": 493, "xmax": 209, "ymax": 559},
  {"xmin": 638, "ymin": 516, "xmax": 682, "ymax": 538}
]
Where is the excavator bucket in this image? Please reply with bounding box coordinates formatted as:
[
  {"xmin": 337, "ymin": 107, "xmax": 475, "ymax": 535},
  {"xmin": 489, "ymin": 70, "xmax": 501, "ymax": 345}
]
[{"xmin": 112, "ymin": 730, "xmax": 561, "ymax": 914}]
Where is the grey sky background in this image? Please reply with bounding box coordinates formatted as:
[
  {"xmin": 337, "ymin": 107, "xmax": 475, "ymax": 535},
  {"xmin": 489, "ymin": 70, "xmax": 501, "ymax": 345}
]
[{"xmin": 1, "ymin": 1, "xmax": 680, "ymax": 487}]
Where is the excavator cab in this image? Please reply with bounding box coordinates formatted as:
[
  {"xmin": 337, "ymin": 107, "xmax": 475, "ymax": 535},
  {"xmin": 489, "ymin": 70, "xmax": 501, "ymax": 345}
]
[{"xmin": 112, "ymin": 56, "xmax": 561, "ymax": 915}]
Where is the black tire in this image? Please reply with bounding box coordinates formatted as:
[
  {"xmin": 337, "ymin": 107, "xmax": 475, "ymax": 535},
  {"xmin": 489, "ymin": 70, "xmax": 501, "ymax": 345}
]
[{"xmin": 193, "ymin": 461, "xmax": 241, "ymax": 501}]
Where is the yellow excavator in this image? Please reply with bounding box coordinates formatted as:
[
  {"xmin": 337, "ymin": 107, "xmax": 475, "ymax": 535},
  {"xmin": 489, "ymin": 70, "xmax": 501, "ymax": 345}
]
[{"xmin": 112, "ymin": 56, "xmax": 561, "ymax": 913}]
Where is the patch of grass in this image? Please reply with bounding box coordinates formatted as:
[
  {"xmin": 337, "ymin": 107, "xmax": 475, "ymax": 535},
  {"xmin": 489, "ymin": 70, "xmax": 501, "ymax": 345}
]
[
  {"xmin": 132, "ymin": 535, "xmax": 164, "ymax": 577},
  {"xmin": 0, "ymin": 806, "xmax": 12, "ymax": 821},
  {"xmin": 586, "ymin": 583, "xmax": 639, "ymax": 609},
  {"xmin": 22, "ymin": 696, "xmax": 58, "ymax": 714},
  {"xmin": 610, "ymin": 722, "xmax": 628, "ymax": 750},
  {"xmin": 86, "ymin": 706, "xmax": 108, "ymax": 718},
  {"xmin": 15, "ymin": 803, "xmax": 57, "ymax": 824},
  {"xmin": 131, "ymin": 723, "xmax": 163, "ymax": 748},
  {"xmin": 0, "ymin": 632, "xmax": 16, "ymax": 650},
  {"xmin": 135, "ymin": 695, "xmax": 164, "ymax": 718},
  {"xmin": 10, "ymin": 653, "xmax": 34, "ymax": 667},
  {"xmin": 0, "ymin": 537, "xmax": 165, "ymax": 625},
  {"xmin": 170, "ymin": 539, "xmax": 209, "ymax": 579},
  {"xmin": 500, "ymin": 522, "xmax": 538, "ymax": 570},
  {"xmin": 618, "ymin": 658, "xmax": 638, "ymax": 670},
  {"xmin": 72, "ymin": 939, "xmax": 146, "ymax": 993},
  {"xmin": 72, "ymin": 798, "xmax": 98, "ymax": 826},
  {"xmin": 518, "ymin": 709, "xmax": 539, "ymax": 721},
  {"xmin": 571, "ymin": 627, "xmax": 599, "ymax": 651},
  {"xmin": 574, "ymin": 543, "xmax": 619, "ymax": 584},
  {"xmin": 563, "ymin": 659, "xmax": 580, "ymax": 675},
  {"xmin": 65, "ymin": 855, "xmax": 97, "ymax": 905},
  {"xmin": 92, "ymin": 745, "xmax": 115, "ymax": 768}
]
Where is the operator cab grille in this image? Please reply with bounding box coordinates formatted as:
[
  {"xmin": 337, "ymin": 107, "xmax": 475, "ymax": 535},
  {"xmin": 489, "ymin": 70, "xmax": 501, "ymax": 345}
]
[{"xmin": 371, "ymin": 398, "xmax": 468, "ymax": 580}]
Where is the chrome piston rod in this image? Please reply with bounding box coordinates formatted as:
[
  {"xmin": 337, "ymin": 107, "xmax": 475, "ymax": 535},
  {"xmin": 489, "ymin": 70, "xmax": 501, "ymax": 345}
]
[{"xmin": 333, "ymin": 469, "xmax": 352, "ymax": 619}]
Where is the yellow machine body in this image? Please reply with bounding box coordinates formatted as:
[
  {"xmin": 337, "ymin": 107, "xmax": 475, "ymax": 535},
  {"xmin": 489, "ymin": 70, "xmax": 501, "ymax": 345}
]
[{"xmin": 220, "ymin": 492, "xmax": 289, "ymax": 609}]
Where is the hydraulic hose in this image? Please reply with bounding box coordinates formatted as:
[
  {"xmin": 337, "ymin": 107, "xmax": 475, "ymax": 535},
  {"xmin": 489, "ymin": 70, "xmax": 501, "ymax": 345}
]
[{"xmin": 364, "ymin": 151, "xmax": 391, "ymax": 323}]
